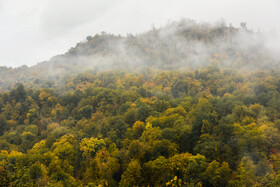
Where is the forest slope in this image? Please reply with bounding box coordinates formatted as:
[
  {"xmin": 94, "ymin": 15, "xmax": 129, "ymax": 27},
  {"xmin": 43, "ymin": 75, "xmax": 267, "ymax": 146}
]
[
  {"xmin": 1, "ymin": 67, "xmax": 280, "ymax": 186},
  {"xmin": 1, "ymin": 20, "xmax": 280, "ymax": 186}
]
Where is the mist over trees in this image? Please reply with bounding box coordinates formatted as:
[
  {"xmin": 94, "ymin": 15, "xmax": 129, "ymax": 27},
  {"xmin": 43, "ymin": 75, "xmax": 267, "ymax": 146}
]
[
  {"xmin": 1, "ymin": 19, "xmax": 280, "ymax": 186},
  {"xmin": 0, "ymin": 19, "xmax": 278, "ymax": 91}
]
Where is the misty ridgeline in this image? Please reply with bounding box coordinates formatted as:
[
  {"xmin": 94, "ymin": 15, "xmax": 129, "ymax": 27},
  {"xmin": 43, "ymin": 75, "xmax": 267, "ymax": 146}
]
[
  {"xmin": 2, "ymin": 19, "xmax": 280, "ymax": 186},
  {"xmin": 0, "ymin": 19, "xmax": 279, "ymax": 90}
]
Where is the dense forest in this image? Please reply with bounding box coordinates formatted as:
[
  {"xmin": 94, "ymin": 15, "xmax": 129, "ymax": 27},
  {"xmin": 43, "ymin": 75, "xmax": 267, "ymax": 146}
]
[{"xmin": 1, "ymin": 20, "xmax": 280, "ymax": 186}]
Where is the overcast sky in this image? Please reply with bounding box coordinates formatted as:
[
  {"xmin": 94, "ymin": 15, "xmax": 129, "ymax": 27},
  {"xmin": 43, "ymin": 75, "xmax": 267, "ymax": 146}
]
[{"xmin": 0, "ymin": 0, "xmax": 279, "ymax": 67}]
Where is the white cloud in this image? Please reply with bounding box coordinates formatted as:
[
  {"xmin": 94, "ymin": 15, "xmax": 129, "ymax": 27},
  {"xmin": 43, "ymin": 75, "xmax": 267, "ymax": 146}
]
[{"xmin": 39, "ymin": 0, "xmax": 118, "ymax": 37}]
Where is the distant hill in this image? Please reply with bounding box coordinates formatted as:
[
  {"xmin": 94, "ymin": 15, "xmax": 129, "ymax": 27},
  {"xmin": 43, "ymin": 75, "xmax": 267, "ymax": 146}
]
[{"xmin": 0, "ymin": 19, "xmax": 278, "ymax": 90}]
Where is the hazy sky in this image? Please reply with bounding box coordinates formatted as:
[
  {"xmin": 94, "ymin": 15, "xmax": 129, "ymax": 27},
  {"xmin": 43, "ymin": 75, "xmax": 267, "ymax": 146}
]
[{"xmin": 0, "ymin": 0, "xmax": 279, "ymax": 67}]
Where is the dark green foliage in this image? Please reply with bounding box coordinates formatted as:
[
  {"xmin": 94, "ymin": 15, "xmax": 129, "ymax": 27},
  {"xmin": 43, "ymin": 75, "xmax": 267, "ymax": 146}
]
[{"xmin": 79, "ymin": 105, "xmax": 93, "ymax": 119}]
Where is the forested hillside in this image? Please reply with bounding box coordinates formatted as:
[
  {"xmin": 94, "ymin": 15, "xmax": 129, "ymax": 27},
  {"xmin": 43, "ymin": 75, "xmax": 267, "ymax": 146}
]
[
  {"xmin": 1, "ymin": 20, "xmax": 280, "ymax": 186},
  {"xmin": 1, "ymin": 67, "xmax": 280, "ymax": 186}
]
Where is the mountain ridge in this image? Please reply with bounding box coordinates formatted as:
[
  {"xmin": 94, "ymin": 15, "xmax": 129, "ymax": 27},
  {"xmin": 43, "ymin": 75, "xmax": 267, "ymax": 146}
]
[{"xmin": 0, "ymin": 19, "xmax": 278, "ymax": 90}]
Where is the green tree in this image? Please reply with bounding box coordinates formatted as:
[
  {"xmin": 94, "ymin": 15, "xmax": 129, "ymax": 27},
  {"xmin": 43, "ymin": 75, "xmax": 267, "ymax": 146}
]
[
  {"xmin": 120, "ymin": 159, "xmax": 143, "ymax": 187},
  {"xmin": 80, "ymin": 137, "xmax": 106, "ymax": 158}
]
